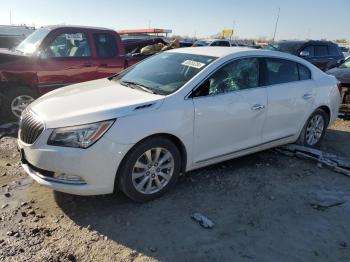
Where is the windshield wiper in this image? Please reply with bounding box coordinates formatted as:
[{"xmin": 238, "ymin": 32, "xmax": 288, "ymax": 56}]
[{"xmin": 119, "ymin": 80, "xmax": 158, "ymax": 95}]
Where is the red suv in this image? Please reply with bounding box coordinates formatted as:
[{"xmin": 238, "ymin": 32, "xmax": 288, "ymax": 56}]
[{"xmin": 0, "ymin": 25, "xmax": 140, "ymax": 122}]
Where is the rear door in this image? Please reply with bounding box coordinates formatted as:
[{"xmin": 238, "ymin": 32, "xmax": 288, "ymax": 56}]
[
  {"xmin": 192, "ymin": 57, "xmax": 268, "ymax": 163},
  {"xmin": 92, "ymin": 32, "xmax": 126, "ymax": 79},
  {"xmin": 261, "ymin": 57, "xmax": 315, "ymax": 142},
  {"xmin": 36, "ymin": 29, "xmax": 96, "ymax": 94}
]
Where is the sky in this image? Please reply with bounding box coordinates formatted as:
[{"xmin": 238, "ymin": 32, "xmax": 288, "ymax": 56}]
[{"xmin": 1, "ymin": 0, "xmax": 349, "ymax": 40}]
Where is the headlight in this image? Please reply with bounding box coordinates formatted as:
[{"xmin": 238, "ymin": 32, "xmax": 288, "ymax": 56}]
[{"xmin": 47, "ymin": 120, "xmax": 115, "ymax": 148}]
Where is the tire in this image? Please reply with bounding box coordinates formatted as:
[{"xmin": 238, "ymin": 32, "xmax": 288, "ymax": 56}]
[
  {"xmin": 117, "ymin": 137, "xmax": 181, "ymax": 202},
  {"xmin": 297, "ymin": 109, "xmax": 329, "ymax": 147},
  {"xmin": 0, "ymin": 86, "xmax": 36, "ymax": 123}
]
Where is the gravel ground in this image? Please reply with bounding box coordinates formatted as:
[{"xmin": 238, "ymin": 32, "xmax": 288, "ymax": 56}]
[{"xmin": 0, "ymin": 119, "xmax": 350, "ymax": 262}]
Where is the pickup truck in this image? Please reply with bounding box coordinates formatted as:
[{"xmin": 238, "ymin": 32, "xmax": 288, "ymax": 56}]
[{"xmin": 0, "ymin": 25, "xmax": 144, "ymax": 122}]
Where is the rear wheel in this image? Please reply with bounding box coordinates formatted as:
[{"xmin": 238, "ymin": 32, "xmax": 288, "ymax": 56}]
[
  {"xmin": 118, "ymin": 137, "xmax": 181, "ymax": 202},
  {"xmin": 297, "ymin": 109, "xmax": 329, "ymax": 147},
  {"xmin": 0, "ymin": 87, "xmax": 36, "ymax": 123}
]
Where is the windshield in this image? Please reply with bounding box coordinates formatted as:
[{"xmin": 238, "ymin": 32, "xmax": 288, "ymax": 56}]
[
  {"xmin": 192, "ymin": 40, "xmax": 212, "ymax": 47},
  {"xmin": 16, "ymin": 28, "xmax": 50, "ymax": 55},
  {"xmin": 115, "ymin": 52, "xmax": 217, "ymax": 95},
  {"xmin": 263, "ymin": 42, "xmax": 302, "ymax": 54}
]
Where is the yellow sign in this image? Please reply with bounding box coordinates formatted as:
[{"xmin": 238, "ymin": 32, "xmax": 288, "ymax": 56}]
[{"xmin": 222, "ymin": 29, "xmax": 234, "ymax": 36}]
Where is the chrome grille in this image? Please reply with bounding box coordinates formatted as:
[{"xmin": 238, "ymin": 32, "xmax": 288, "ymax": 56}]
[{"xmin": 19, "ymin": 110, "xmax": 44, "ymax": 144}]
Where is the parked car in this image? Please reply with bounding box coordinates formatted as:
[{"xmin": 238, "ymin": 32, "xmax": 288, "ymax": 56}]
[
  {"xmin": 192, "ymin": 39, "xmax": 236, "ymax": 47},
  {"xmin": 264, "ymin": 40, "xmax": 345, "ymax": 71},
  {"xmin": 18, "ymin": 47, "xmax": 341, "ymax": 202},
  {"xmin": 0, "ymin": 25, "xmax": 144, "ymax": 123},
  {"xmin": 327, "ymin": 57, "xmax": 350, "ymax": 113}
]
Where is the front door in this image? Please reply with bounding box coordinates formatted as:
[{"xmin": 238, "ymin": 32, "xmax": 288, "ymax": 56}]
[
  {"xmin": 36, "ymin": 30, "xmax": 96, "ymax": 94},
  {"xmin": 192, "ymin": 57, "xmax": 268, "ymax": 163}
]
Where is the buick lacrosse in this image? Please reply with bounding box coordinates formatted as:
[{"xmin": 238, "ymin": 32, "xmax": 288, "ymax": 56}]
[{"xmin": 18, "ymin": 47, "xmax": 341, "ymax": 202}]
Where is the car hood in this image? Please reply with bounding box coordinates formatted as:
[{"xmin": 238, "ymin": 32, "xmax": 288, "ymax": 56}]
[
  {"xmin": 29, "ymin": 78, "xmax": 165, "ymax": 128},
  {"xmin": 0, "ymin": 48, "xmax": 28, "ymax": 65},
  {"xmin": 326, "ymin": 67, "xmax": 350, "ymax": 84}
]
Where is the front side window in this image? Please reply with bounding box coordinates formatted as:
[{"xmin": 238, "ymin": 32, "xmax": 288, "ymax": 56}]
[
  {"xmin": 315, "ymin": 45, "xmax": 328, "ymax": 57},
  {"xmin": 265, "ymin": 58, "xmax": 299, "ymax": 85},
  {"xmin": 46, "ymin": 32, "xmax": 91, "ymax": 58},
  {"xmin": 94, "ymin": 33, "xmax": 118, "ymax": 58},
  {"xmin": 302, "ymin": 46, "xmax": 315, "ymax": 57},
  {"xmin": 328, "ymin": 45, "xmax": 340, "ymax": 56},
  {"xmin": 115, "ymin": 52, "xmax": 216, "ymax": 95},
  {"xmin": 193, "ymin": 58, "xmax": 259, "ymax": 97}
]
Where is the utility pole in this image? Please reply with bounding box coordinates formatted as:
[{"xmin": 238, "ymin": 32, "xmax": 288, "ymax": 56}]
[
  {"xmin": 10, "ymin": 10, "xmax": 12, "ymax": 25},
  {"xmin": 148, "ymin": 20, "xmax": 151, "ymax": 29},
  {"xmin": 273, "ymin": 7, "xmax": 280, "ymax": 41}
]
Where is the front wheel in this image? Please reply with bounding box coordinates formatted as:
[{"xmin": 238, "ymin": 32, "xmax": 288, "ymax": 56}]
[
  {"xmin": 118, "ymin": 137, "xmax": 181, "ymax": 202},
  {"xmin": 297, "ymin": 109, "xmax": 329, "ymax": 147},
  {"xmin": 0, "ymin": 87, "xmax": 36, "ymax": 123}
]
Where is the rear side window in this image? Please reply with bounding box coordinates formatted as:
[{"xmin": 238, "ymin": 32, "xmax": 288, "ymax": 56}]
[
  {"xmin": 328, "ymin": 45, "xmax": 340, "ymax": 56},
  {"xmin": 265, "ymin": 58, "xmax": 299, "ymax": 85},
  {"xmin": 94, "ymin": 33, "xmax": 118, "ymax": 58},
  {"xmin": 315, "ymin": 45, "xmax": 328, "ymax": 57},
  {"xmin": 298, "ymin": 64, "xmax": 311, "ymax": 80}
]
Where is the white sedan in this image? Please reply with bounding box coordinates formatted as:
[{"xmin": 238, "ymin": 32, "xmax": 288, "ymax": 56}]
[{"xmin": 18, "ymin": 47, "xmax": 341, "ymax": 202}]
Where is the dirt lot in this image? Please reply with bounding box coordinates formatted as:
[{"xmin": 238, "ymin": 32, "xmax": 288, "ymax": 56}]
[{"xmin": 0, "ymin": 119, "xmax": 350, "ymax": 262}]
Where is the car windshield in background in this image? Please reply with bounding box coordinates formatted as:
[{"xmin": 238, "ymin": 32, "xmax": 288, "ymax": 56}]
[
  {"xmin": 192, "ymin": 41, "xmax": 212, "ymax": 47},
  {"xmin": 114, "ymin": 52, "xmax": 217, "ymax": 95},
  {"xmin": 16, "ymin": 28, "xmax": 50, "ymax": 55},
  {"xmin": 263, "ymin": 42, "xmax": 302, "ymax": 54}
]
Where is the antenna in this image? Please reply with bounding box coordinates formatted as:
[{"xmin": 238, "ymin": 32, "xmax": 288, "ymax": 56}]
[{"xmin": 273, "ymin": 7, "xmax": 280, "ymax": 41}]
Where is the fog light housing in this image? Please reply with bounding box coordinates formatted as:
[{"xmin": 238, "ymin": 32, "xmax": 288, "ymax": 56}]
[{"xmin": 53, "ymin": 173, "xmax": 86, "ymax": 185}]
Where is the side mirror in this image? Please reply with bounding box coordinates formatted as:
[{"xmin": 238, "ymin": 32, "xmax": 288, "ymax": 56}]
[{"xmin": 299, "ymin": 50, "xmax": 310, "ymax": 57}]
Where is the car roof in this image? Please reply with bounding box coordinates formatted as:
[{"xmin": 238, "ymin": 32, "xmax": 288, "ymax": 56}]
[
  {"xmin": 168, "ymin": 47, "xmax": 258, "ymax": 57},
  {"xmin": 275, "ymin": 40, "xmax": 337, "ymax": 45},
  {"xmin": 42, "ymin": 25, "xmax": 113, "ymax": 31}
]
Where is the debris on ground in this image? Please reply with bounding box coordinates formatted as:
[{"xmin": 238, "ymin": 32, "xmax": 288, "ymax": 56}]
[
  {"xmin": 276, "ymin": 144, "xmax": 350, "ymax": 177},
  {"xmin": 191, "ymin": 212, "xmax": 215, "ymax": 229},
  {"xmin": 309, "ymin": 201, "xmax": 344, "ymax": 211}
]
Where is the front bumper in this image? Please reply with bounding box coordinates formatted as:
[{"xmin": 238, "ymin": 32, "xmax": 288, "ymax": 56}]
[{"xmin": 18, "ymin": 129, "xmax": 133, "ymax": 195}]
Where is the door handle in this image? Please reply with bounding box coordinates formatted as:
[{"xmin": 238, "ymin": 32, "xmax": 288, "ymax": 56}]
[
  {"xmin": 302, "ymin": 93, "xmax": 313, "ymax": 100},
  {"xmin": 251, "ymin": 104, "xmax": 265, "ymax": 111}
]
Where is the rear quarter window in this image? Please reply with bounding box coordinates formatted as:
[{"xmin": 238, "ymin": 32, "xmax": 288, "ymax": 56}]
[{"xmin": 298, "ymin": 64, "xmax": 311, "ymax": 80}]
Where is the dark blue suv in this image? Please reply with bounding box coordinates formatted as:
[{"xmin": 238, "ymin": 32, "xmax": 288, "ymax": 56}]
[{"xmin": 264, "ymin": 40, "xmax": 345, "ymax": 71}]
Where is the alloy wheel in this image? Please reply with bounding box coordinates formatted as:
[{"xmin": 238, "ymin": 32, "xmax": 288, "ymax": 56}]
[
  {"xmin": 131, "ymin": 147, "xmax": 175, "ymax": 194},
  {"xmin": 305, "ymin": 114, "xmax": 325, "ymax": 146},
  {"xmin": 11, "ymin": 95, "xmax": 35, "ymax": 118}
]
